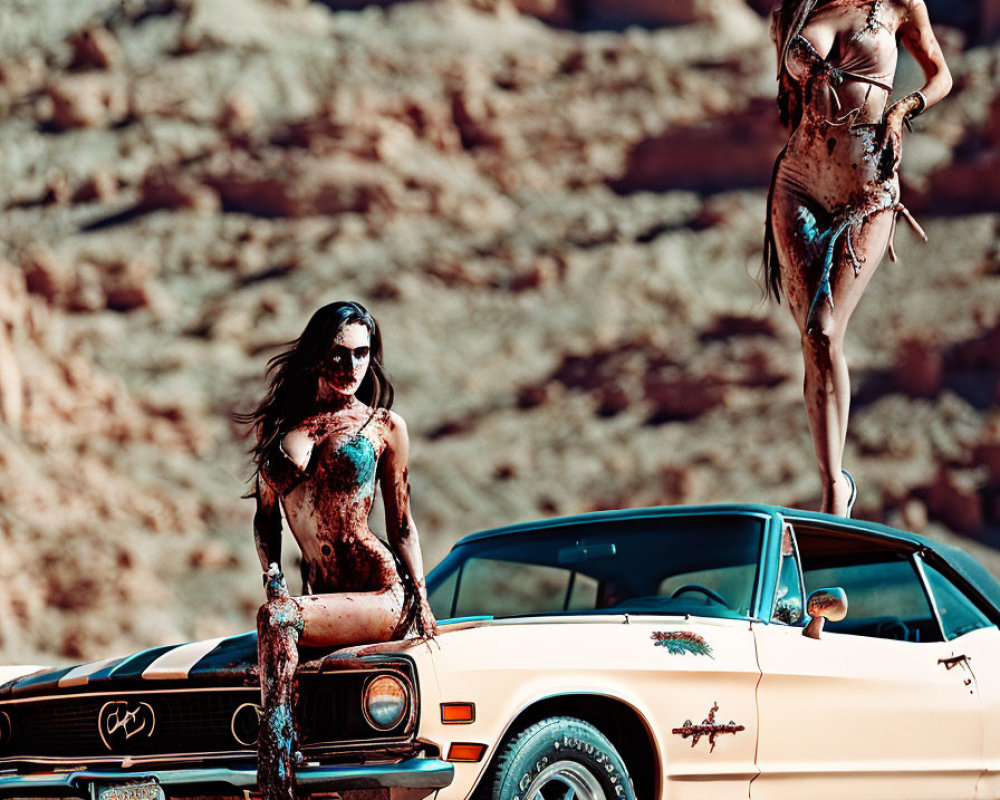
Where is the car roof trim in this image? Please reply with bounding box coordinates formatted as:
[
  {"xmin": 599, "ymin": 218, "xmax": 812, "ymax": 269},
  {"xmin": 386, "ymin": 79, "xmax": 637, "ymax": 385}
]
[{"xmin": 450, "ymin": 503, "xmax": 779, "ymax": 547}]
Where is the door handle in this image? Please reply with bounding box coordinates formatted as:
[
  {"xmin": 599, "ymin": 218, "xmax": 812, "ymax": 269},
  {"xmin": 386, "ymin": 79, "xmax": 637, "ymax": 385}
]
[{"xmin": 937, "ymin": 654, "xmax": 968, "ymax": 670}]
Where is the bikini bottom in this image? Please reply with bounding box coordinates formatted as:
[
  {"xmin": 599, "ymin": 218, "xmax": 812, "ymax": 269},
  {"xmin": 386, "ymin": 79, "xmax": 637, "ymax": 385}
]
[{"xmin": 764, "ymin": 144, "xmax": 925, "ymax": 322}]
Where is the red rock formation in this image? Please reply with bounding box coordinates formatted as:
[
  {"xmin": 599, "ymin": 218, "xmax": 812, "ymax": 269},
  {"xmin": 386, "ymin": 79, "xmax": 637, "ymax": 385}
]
[
  {"xmin": 924, "ymin": 467, "xmax": 984, "ymax": 535},
  {"xmin": 894, "ymin": 336, "xmax": 944, "ymax": 398},
  {"xmin": 614, "ymin": 99, "xmax": 783, "ymax": 193},
  {"xmin": 67, "ymin": 26, "xmax": 121, "ymax": 71},
  {"xmin": 44, "ymin": 73, "xmax": 129, "ymax": 130}
]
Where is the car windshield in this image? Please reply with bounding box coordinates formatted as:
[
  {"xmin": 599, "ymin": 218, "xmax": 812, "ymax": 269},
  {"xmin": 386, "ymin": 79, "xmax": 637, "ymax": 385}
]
[{"xmin": 427, "ymin": 513, "xmax": 765, "ymax": 621}]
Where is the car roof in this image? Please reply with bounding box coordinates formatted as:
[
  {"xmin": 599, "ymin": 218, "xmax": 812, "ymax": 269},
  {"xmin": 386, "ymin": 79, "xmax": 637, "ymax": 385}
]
[
  {"xmin": 453, "ymin": 503, "xmax": 917, "ymax": 546},
  {"xmin": 449, "ymin": 503, "xmax": 1000, "ymax": 615}
]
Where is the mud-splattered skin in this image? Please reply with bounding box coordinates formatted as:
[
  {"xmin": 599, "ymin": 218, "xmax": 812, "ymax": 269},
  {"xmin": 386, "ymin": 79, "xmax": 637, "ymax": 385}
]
[
  {"xmin": 764, "ymin": 0, "xmax": 951, "ymax": 515},
  {"xmin": 773, "ymin": 0, "xmax": 905, "ymax": 313},
  {"xmin": 280, "ymin": 408, "xmax": 395, "ymax": 593},
  {"xmin": 252, "ymin": 321, "xmax": 435, "ymax": 800},
  {"xmin": 256, "ymin": 567, "xmax": 303, "ymax": 800}
]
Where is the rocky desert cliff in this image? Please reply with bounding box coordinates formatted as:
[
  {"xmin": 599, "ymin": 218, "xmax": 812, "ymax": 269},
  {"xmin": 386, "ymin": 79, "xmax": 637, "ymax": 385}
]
[{"xmin": 0, "ymin": 0, "xmax": 999, "ymax": 664}]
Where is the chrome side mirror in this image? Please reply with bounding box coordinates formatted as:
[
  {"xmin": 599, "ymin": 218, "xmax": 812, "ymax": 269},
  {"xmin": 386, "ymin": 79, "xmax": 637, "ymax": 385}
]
[{"xmin": 803, "ymin": 587, "xmax": 848, "ymax": 639}]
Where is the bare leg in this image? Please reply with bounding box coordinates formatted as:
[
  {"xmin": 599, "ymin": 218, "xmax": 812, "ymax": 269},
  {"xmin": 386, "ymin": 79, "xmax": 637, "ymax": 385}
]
[
  {"xmin": 800, "ymin": 305, "xmax": 852, "ymax": 513},
  {"xmin": 298, "ymin": 583, "xmax": 405, "ymax": 648},
  {"xmin": 257, "ymin": 569, "xmax": 303, "ymax": 800},
  {"xmin": 256, "ymin": 574, "xmax": 406, "ymax": 800},
  {"xmin": 772, "ymin": 196, "xmax": 894, "ymax": 515}
]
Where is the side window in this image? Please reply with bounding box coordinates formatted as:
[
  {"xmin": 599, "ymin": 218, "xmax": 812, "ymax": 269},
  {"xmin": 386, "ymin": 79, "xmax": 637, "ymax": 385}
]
[
  {"xmin": 772, "ymin": 524, "xmax": 804, "ymax": 625},
  {"xmin": 922, "ymin": 562, "xmax": 994, "ymax": 640},
  {"xmin": 801, "ymin": 557, "xmax": 942, "ymax": 643}
]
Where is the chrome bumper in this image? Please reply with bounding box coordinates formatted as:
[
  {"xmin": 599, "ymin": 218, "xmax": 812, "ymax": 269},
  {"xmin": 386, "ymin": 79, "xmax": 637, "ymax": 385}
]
[{"xmin": 0, "ymin": 758, "xmax": 454, "ymax": 797}]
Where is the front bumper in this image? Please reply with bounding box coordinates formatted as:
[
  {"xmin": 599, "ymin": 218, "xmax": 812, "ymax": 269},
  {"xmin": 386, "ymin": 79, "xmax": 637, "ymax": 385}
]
[{"xmin": 0, "ymin": 758, "xmax": 454, "ymax": 798}]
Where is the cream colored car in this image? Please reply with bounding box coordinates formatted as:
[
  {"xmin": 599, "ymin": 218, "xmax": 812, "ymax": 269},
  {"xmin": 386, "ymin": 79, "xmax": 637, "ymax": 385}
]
[{"xmin": 2, "ymin": 504, "xmax": 1000, "ymax": 800}]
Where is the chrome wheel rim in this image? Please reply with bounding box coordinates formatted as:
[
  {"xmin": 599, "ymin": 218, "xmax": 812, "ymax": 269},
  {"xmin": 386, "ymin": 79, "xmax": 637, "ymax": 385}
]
[{"xmin": 524, "ymin": 759, "xmax": 607, "ymax": 800}]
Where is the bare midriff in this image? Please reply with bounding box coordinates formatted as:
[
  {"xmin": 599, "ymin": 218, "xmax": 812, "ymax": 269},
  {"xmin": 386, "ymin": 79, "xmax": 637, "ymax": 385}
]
[
  {"xmin": 268, "ymin": 407, "xmax": 400, "ymax": 595},
  {"xmin": 780, "ymin": 1, "xmax": 901, "ymax": 212}
]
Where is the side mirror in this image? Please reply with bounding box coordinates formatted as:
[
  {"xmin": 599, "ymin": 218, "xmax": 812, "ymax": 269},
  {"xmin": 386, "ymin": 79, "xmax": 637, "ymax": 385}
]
[{"xmin": 803, "ymin": 587, "xmax": 848, "ymax": 639}]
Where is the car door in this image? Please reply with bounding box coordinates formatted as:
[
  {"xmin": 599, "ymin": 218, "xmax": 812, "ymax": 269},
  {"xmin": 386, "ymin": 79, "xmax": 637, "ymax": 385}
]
[
  {"xmin": 917, "ymin": 556, "xmax": 1000, "ymax": 800},
  {"xmin": 751, "ymin": 520, "xmax": 982, "ymax": 800},
  {"xmin": 619, "ymin": 512, "xmax": 765, "ymax": 800}
]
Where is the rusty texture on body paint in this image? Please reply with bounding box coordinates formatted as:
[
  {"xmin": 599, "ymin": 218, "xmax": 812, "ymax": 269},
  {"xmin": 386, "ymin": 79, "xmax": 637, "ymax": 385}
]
[
  {"xmin": 671, "ymin": 702, "xmax": 745, "ymax": 753},
  {"xmin": 247, "ymin": 310, "xmax": 437, "ymax": 800},
  {"xmin": 651, "ymin": 631, "xmax": 714, "ymax": 658},
  {"xmin": 760, "ymin": 0, "xmax": 950, "ymax": 517},
  {"xmin": 257, "ymin": 568, "xmax": 304, "ymax": 800}
]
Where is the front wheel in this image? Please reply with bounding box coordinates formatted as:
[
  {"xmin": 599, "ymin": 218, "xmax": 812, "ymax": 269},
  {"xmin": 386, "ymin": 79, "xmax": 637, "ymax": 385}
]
[{"xmin": 490, "ymin": 716, "xmax": 636, "ymax": 800}]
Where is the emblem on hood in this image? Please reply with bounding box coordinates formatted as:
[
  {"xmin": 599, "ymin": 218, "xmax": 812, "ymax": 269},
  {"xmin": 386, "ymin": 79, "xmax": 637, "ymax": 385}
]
[{"xmin": 98, "ymin": 701, "xmax": 156, "ymax": 751}]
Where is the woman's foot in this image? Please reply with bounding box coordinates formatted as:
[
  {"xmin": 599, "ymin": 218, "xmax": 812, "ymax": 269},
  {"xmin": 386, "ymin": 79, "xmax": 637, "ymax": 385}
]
[{"xmin": 822, "ymin": 471, "xmax": 855, "ymax": 517}]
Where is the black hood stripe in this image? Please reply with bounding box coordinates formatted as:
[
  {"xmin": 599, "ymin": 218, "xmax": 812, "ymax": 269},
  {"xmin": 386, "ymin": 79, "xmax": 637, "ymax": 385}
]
[
  {"xmin": 187, "ymin": 632, "xmax": 258, "ymax": 679},
  {"xmin": 107, "ymin": 645, "xmax": 178, "ymax": 680}
]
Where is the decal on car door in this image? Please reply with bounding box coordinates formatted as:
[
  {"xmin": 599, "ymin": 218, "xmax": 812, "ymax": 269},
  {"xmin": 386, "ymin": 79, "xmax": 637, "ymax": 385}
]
[
  {"xmin": 672, "ymin": 702, "xmax": 745, "ymax": 752},
  {"xmin": 650, "ymin": 631, "xmax": 714, "ymax": 658}
]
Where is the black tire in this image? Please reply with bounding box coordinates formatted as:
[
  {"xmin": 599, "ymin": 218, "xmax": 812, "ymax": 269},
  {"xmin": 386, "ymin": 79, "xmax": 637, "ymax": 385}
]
[{"xmin": 490, "ymin": 716, "xmax": 636, "ymax": 800}]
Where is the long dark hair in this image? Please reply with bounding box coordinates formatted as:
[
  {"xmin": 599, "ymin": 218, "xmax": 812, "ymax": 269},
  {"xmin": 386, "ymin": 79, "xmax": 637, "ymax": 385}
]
[
  {"xmin": 238, "ymin": 301, "xmax": 394, "ymax": 475},
  {"xmin": 773, "ymin": 0, "xmax": 817, "ymax": 128}
]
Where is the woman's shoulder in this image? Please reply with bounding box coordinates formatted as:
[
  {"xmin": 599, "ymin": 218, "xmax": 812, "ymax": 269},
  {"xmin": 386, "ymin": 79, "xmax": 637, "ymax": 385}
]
[
  {"xmin": 888, "ymin": 0, "xmax": 923, "ymax": 19},
  {"xmin": 375, "ymin": 408, "xmax": 409, "ymax": 449},
  {"xmin": 379, "ymin": 407, "xmax": 405, "ymax": 428}
]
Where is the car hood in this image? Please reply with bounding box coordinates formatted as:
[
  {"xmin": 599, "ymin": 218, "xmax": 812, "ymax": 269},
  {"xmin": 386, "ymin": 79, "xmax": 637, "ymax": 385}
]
[{"xmin": 0, "ymin": 630, "xmax": 440, "ymax": 700}]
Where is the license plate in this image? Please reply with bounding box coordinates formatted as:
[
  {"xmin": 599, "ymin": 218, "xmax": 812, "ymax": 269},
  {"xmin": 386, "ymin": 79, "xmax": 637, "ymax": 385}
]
[{"xmin": 95, "ymin": 781, "xmax": 166, "ymax": 800}]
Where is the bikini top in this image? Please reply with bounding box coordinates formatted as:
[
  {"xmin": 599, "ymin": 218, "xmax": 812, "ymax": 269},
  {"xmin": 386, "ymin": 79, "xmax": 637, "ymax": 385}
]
[
  {"xmin": 262, "ymin": 411, "xmax": 384, "ymax": 498},
  {"xmin": 782, "ymin": 2, "xmax": 896, "ymax": 118}
]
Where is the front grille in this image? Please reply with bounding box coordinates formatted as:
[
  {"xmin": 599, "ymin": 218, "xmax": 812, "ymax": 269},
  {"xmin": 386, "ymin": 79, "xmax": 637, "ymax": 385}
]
[
  {"xmin": 0, "ymin": 665, "xmax": 416, "ymax": 762},
  {"xmin": 2, "ymin": 689, "xmax": 256, "ymax": 759}
]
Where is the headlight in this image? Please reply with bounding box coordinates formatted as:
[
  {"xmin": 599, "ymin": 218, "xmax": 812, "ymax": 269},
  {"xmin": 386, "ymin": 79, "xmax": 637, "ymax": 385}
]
[
  {"xmin": 362, "ymin": 674, "xmax": 409, "ymax": 731},
  {"xmin": 230, "ymin": 703, "xmax": 261, "ymax": 748}
]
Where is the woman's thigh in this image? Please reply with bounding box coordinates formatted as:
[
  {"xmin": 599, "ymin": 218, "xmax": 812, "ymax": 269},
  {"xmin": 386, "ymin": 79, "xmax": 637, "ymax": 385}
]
[
  {"xmin": 771, "ymin": 186, "xmax": 895, "ymax": 336},
  {"xmin": 771, "ymin": 183, "xmax": 827, "ymax": 335},
  {"xmin": 825, "ymin": 206, "xmax": 894, "ymax": 325},
  {"xmin": 297, "ymin": 584, "xmax": 405, "ymax": 648}
]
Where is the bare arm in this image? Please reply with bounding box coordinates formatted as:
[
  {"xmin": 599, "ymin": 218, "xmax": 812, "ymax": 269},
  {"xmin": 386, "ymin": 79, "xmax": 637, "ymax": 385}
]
[
  {"xmin": 379, "ymin": 411, "xmax": 436, "ymax": 637},
  {"xmin": 897, "ymin": 0, "xmax": 953, "ymax": 114},
  {"xmin": 881, "ymin": 1, "xmax": 952, "ymax": 166},
  {"xmin": 254, "ymin": 474, "xmax": 283, "ymax": 573}
]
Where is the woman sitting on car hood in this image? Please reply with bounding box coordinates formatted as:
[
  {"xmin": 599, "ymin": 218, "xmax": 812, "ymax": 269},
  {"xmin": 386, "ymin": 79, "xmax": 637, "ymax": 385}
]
[{"xmin": 239, "ymin": 300, "xmax": 436, "ymax": 800}]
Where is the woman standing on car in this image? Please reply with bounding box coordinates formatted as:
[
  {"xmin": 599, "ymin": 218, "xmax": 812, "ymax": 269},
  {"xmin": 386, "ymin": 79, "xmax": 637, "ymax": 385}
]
[
  {"xmin": 239, "ymin": 301, "xmax": 436, "ymax": 800},
  {"xmin": 763, "ymin": 0, "xmax": 951, "ymax": 515}
]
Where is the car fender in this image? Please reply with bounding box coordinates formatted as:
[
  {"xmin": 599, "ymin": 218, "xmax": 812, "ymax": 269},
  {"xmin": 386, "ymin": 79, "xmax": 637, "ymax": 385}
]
[{"xmin": 407, "ymin": 619, "xmax": 672, "ymax": 800}]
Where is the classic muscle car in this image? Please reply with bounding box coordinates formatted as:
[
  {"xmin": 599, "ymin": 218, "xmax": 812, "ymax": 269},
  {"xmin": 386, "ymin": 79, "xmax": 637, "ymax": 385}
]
[{"xmin": 2, "ymin": 504, "xmax": 1000, "ymax": 800}]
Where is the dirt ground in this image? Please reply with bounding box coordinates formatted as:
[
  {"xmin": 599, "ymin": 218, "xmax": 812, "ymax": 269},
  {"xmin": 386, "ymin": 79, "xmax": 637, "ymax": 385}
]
[{"xmin": 0, "ymin": 0, "xmax": 999, "ymax": 665}]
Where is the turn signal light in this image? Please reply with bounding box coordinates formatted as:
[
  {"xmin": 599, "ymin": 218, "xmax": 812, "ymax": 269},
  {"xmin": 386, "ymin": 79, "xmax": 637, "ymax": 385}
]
[
  {"xmin": 440, "ymin": 703, "xmax": 476, "ymax": 724},
  {"xmin": 446, "ymin": 742, "xmax": 488, "ymax": 762}
]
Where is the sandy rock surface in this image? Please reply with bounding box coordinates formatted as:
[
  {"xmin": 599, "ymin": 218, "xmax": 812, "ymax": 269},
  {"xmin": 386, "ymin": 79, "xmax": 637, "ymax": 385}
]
[{"xmin": 0, "ymin": 0, "xmax": 998, "ymax": 665}]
